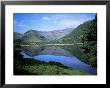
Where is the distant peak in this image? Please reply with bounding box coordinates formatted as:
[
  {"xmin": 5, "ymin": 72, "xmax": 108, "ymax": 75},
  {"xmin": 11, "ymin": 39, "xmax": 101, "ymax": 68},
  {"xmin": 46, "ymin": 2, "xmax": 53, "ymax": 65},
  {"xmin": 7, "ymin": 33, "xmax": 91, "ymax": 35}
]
[{"xmin": 25, "ymin": 29, "xmax": 37, "ymax": 33}]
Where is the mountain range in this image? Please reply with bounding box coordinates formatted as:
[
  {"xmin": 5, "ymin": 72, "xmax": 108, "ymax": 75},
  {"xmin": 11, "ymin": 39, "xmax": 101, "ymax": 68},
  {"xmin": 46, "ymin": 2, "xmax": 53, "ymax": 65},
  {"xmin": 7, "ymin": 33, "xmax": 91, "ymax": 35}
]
[
  {"xmin": 14, "ymin": 18, "xmax": 96, "ymax": 44},
  {"xmin": 14, "ymin": 28, "xmax": 74, "ymax": 43}
]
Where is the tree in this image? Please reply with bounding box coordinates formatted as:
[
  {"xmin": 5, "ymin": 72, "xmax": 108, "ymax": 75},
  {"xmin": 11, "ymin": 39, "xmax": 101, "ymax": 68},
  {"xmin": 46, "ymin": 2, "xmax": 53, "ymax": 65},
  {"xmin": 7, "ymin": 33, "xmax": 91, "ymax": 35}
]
[{"xmin": 81, "ymin": 14, "xmax": 97, "ymax": 67}]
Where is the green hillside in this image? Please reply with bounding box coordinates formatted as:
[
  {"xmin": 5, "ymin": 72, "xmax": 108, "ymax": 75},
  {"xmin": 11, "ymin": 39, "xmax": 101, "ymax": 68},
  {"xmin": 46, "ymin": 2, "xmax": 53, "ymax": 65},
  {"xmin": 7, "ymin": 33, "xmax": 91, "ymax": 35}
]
[
  {"xmin": 58, "ymin": 17, "xmax": 97, "ymax": 67},
  {"xmin": 21, "ymin": 30, "xmax": 44, "ymax": 44},
  {"xmin": 58, "ymin": 19, "xmax": 96, "ymax": 44}
]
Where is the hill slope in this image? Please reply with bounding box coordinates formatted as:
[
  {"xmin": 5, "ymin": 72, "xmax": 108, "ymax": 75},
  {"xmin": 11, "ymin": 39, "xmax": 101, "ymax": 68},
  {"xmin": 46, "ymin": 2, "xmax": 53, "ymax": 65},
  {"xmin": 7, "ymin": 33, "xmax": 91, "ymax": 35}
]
[
  {"xmin": 38, "ymin": 28, "xmax": 74, "ymax": 40},
  {"xmin": 58, "ymin": 19, "xmax": 96, "ymax": 44},
  {"xmin": 14, "ymin": 32, "xmax": 23, "ymax": 40},
  {"xmin": 21, "ymin": 30, "xmax": 45, "ymax": 43}
]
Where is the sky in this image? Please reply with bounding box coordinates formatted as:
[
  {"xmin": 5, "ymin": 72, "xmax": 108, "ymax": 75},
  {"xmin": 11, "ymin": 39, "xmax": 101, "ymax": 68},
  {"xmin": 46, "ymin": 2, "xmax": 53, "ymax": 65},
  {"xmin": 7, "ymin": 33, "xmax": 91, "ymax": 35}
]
[{"xmin": 14, "ymin": 13, "xmax": 96, "ymax": 33}]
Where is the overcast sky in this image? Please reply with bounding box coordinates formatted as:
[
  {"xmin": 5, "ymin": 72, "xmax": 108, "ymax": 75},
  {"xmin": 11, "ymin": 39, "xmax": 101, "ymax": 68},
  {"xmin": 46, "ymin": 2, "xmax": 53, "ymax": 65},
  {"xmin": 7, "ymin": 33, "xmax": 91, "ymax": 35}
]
[{"xmin": 14, "ymin": 13, "xmax": 96, "ymax": 33}]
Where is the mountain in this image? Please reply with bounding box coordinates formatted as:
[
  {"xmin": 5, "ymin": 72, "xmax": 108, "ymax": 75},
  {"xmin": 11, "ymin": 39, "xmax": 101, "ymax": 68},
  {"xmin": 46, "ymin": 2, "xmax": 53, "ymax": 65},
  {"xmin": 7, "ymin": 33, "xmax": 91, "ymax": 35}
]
[
  {"xmin": 14, "ymin": 32, "xmax": 23, "ymax": 40},
  {"xmin": 21, "ymin": 30, "xmax": 45, "ymax": 43},
  {"xmin": 14, "ymin": 28, "xmax": 74, "ymax": 43},
  {"xmin": 38, "ymin": 28, "xmax": 74, "ymax": 40},
  {"xmin": 58, "ymin": 19, "xmax": 97, "ymax": 44},
  {"xmin": 14, "ymin": 19, "xmax": 96, "ymax": 44}
]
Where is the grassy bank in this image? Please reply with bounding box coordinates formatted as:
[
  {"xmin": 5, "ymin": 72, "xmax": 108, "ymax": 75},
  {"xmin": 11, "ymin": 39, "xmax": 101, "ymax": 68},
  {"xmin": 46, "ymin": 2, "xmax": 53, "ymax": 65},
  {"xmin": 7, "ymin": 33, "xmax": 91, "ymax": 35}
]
[{"xmin": 14, "ymin": 50, "xmax": 86, "ymax": 75}]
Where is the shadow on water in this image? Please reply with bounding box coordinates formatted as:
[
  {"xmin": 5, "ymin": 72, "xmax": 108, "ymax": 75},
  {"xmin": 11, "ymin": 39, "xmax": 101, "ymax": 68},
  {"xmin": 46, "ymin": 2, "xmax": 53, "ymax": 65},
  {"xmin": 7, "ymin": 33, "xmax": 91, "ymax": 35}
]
[{"xmin": 20, "ymin": 45, "xmax": 97, "ymax": 75}]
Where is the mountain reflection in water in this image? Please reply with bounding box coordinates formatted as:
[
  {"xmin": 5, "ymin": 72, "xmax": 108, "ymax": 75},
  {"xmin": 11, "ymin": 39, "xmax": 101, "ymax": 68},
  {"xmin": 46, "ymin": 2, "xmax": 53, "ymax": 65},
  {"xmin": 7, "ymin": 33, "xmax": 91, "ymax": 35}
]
[{"xmin": 20, "ymin": 46, "xmax": 97, "ymax": 75}]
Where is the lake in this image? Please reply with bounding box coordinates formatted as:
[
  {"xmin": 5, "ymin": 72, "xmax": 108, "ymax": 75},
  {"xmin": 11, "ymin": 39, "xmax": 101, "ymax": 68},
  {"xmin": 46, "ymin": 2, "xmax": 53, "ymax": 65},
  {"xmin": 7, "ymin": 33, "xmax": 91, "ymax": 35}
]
[{"xmin": 19, "ymin": 45, "xmax": 97, "ymax": 75}]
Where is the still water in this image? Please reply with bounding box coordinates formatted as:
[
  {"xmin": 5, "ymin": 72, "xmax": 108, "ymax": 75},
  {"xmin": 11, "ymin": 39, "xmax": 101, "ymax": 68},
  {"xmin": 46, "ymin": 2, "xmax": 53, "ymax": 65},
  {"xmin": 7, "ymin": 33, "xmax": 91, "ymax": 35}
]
[{"xmin": 20, "ymin": 46, "xmax": 97, "ymax": 75}]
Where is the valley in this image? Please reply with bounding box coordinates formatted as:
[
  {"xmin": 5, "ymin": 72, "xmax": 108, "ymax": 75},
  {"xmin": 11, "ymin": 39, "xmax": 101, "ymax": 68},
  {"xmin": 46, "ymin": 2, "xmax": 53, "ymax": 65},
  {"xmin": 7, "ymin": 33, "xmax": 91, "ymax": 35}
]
[{"xmin": 14, "ymin": 16, "xmax": 97, "ymax": 75}]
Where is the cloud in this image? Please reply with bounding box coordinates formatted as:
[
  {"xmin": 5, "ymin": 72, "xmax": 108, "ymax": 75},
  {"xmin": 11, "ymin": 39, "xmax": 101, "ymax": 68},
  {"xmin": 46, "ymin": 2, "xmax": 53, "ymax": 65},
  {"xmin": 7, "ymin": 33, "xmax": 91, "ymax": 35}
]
[
  {"xmin": 49, "ymin": 14, "xmax": 87, "ymax": 28},
  {"xmin": 59, "ymin": 19, "xmax": 86, "ymax": 28},
  {"xmin": 52, "ymin": 14, "xmax": 67, "ymax": 20},
  {"xmin": 16, "ymin": 24, "xmax": 27, "ymax": 27},
  {"xmin": 53, "ymin": 20, "xmax": 57, "ymax": 24},
  {"xmin": 42, "ymin": 17, "xmax": 50, "ymax": 20},
  {"xmin": 14, "ymin": 20, "xmax": 27, "ymax": 27}
]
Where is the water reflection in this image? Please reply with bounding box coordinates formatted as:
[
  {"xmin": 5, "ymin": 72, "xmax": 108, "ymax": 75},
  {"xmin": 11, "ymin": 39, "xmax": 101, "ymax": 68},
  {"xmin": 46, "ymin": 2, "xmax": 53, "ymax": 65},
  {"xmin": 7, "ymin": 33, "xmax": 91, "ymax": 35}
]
[
  {"xmin": 21, "ymin": 46, "xmax": 74, "ymax": 57},
  {"xmin": 20, "ymin": 46, "xmax": 97, "ymax": 75}
]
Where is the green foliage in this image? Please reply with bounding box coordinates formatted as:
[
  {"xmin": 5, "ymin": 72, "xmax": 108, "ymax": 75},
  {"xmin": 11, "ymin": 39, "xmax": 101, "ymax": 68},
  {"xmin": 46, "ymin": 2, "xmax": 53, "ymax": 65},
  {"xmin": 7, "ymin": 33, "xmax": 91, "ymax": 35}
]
[
  {"xmin": 14, "ymin": 50, "xmax": 86, "ymax": 75},
  {"xmin": 15, "ymin": 61, "xmax": 86, "ymax": 75},
  {"xmin": 81, "ymin": 17, "xmax": 97, "ymax": 67},
  {"xmin": 22, "ymin": 34, "xmax": 42, "ymax": 43},
  {"xmin": 20, "ymin": 30, "xmax": 47, "ymax": 44}
]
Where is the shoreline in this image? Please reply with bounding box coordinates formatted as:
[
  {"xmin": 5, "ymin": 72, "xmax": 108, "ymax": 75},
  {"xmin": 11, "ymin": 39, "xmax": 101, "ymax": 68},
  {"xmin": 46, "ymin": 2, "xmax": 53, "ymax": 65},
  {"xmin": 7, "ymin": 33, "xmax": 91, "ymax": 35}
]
[{"xmin": 20, "ymin": 43, "xmax": 83, "ymax": 46}]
